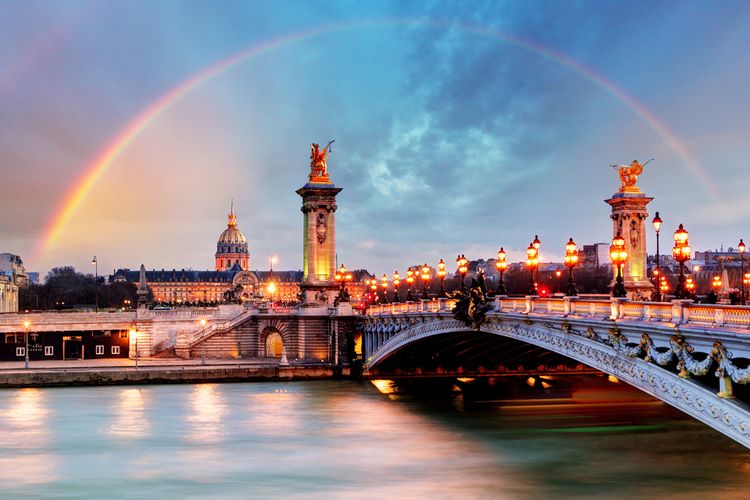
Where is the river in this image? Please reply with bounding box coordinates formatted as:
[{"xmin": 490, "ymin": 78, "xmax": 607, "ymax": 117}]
[{"xmin": 1, "ymin": 379, "xmax": 748, "ymax": 499}]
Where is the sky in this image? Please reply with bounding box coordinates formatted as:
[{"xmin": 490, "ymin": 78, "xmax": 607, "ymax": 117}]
[{"xmin": 1, "ymin": 0, "xmax": 749, "ymax": 279}]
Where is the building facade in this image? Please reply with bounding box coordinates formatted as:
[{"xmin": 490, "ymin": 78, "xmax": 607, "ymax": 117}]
[{"xmin": 0, "ymin": 253, "xmax": 26, "ymax": 313}]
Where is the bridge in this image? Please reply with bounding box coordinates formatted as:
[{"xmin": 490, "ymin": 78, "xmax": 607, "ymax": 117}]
[{"xmin": 362, "ymin": 296, "xmax": 750, "ymax": 448}]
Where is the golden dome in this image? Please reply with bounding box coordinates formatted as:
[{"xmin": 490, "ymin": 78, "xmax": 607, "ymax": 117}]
[{"xmin": 218, "ymin": 226, "xmax": 247, "ymax": 245}]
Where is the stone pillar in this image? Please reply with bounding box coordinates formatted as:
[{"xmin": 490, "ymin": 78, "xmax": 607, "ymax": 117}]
[
  {"xmin": 297, "ymin": 181, "xmax": 342, "ymax": 307},
  {"xmin": 605, "ymin": 191, "xmax": 654, "ymax": 300}
]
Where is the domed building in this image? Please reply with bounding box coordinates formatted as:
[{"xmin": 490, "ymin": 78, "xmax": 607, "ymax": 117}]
[{"xmin": 215, "ymin": 203, "xmax": 249, "ymax": 271}]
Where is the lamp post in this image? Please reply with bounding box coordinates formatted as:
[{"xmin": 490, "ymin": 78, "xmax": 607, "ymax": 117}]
[
  {"xmin": 672, "ymin": 224, "xmax": 692, "ymax": 299},
  {"xmin": 495, "ymin": 247, "xmax": 507, "ymax": 296},
  {"xmin": 369, "ymin": 278, "xmax": 378, "ymax": 304},
  {"xmin": 743, "ymin": 273, "xmax": 750, "ymax": 304},
  {"xmin": 685, "ymin": 277, "xmax": 696, "ymax": 298},
  {"xmin": 199, "ymin": 318, "xmax": 207, "ymax": 365},
  {"xmin": 652, "ymin": 212, "xmax": 663, "ymax": 301},
  {"xmin": 660, "ymin": 276, "xmax": 669, "ymax": 298},
  {"xmin": 456, "ymin": 255, "xmax": 469, "ymax": 292},
  {"xmin": 525, "ymin": 243, "xmax": 539, "ymax": 295},
  {"xmin": 532, "ymin": 235, "xmax": 542, "ymax": 285},
  {"xmin": 437, "ymin": 259, "xmax": 447, "ymax": 297},
  {"xmin": 392, "ymin": 271, "xmax": 401, "ymax": 302},
  {"xmin": 381, "ymin": 274, "xmax": 389, "ymax": 304},
  {"xmin": 23, "ymin": 320, "xmax": 30, "ymax": 369},
  {"xmin": 420, "ymin": 263, "xmax": 430, "ymax": 299},
  {"xmin": 610, "ymin": 233, "xmax": 628, "ymax": 298},
  {"xmin": 406, "ymin": 268, "xmax": 415, "ymax": 301},
  {"xmin": 91, "ymin": 256, "xmax": 98, "ymax": 312},
  {"xmin": 130, "ymin": 327, "xmax": 139, "ymax": 369},
  {"xmin": 564, "ymin": 237, "xmax": 579, "ymax": 296},
  {"xmin": 739, "ymin": 239, "xmax": 746, "ymax": 304}
]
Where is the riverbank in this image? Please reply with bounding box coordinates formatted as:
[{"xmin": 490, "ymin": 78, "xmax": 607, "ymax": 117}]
[{"xmin": 0, "ymin": 358, "xmax": 343, "ymax": 387}]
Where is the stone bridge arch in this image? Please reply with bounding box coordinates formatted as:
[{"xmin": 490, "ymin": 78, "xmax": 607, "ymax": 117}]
[
  {"xmin": 363, "ymin": 316, "xmax": 750, "ymax": 447},
  {"xmin": 258, "ymin": 318, "xmax": 292, "ymax": 358}
]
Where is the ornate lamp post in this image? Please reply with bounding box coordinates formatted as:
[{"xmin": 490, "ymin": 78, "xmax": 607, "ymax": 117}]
[
  {"xmin": 334, "ymin": 264, "xmax": 353, "ymax": 303},
  {"xmin": 660, "ymin": 276, "xmax": 669, "ymax": 297},
  {"xmin": 437, "ymin": 259, "xmax": 447, "ymax": 298},
  {"xmin": 610, "ymin": 233, "xmax": 628, "ymax": 298},
  {"xmin": 532, "ymin": 235, "xmax": 542, "ymax": 284},
  {"xmin": 91, "ymin": 255, "xmax": 99, "ymax": 312},
  {"xmin": 744, "ymin": 273, "xmax": 750, "ymax": 304},
  {"xmin": 381, "ymin": 274, "xmax": 389, "ymax": 304},
  {"xmin": 392, "ymin": 271, "xmax": 401, "ymax": 302},
  {"xmin": 130, "ymin": 327, "xmax": 139, "ymax": 369},
  {"xmin": 495, "ymin": 247, "xmax": 508, "ymax": 296},
  {"xmin": 406, "ymin": 268, "xmax": 415, "ymax": 301},
  {"xmin": 456, "ymin": 254, "xmax": 469, "ymax": 291},
  {"xmin": 525, "ymin": 243, "xmax": 539, "ymax": 295},
  {"xmin": 672, "ymin": 224, "xmax": 692, "ymax": 299},
  {"xmin": 420, "ymin": 263, "xmax": 430, "ymax": 299},
  {"xmin": 369, "ymin": 278, "xmax": 378, "ymax": 304},
  {"xmin": 687, "ymin": 277, "xmax": 695, "ymax": 296},
  {"xmin": 652, "ymin": 212, "xmax": 663, "ymax": 301},
  {"xmin": 564, "ymin": 237, "xmax": 579, "ymax": 296},
  {"xmin": 23, "ymin": 320, "xmax": 30, "ymax": 369},
  {"xmin": 739, "ymin": 238, "xmax": 746, "ymax": 304}
]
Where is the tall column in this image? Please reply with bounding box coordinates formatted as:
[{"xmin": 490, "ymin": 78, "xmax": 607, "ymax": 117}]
[
  {"xmin": 297, "ymin": 142, "xmax": 342, "ymax": 306},
  {"xmin": 605, "ymin": 160, "xmax": 655, "ymax": 300}
]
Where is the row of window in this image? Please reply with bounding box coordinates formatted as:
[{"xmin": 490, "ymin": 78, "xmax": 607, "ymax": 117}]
[
  {"xmin": 6, "ymin": 332, "xmax": 127, "ymax": 344},
  {"xmin": 14, "ymin": 345, "xmax": 121, "ymax": 357}
]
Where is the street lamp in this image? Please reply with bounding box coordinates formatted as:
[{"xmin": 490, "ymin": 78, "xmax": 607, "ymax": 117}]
[
  {"xmin": 381, "ymin": 274, "xmax": 389, "ymax": 303},
  {"xmin": 437, "ymin": 259, "xmax": 447, "ymax": 297},
  {"xmin": 744, "ymin": 273, "xmax": 750, "ymax": 303},
  {"xmin": 420, "ymin": 263, "xmax": 430, "ymax": 299},
  {"xmin": 23, "ymin": 320, "xmax": 30, "ymax": 369},
  {"xmin": 652, "ymin": 212, "xmax": 663, "ymax": 301},
  {"xmin": 672, "ymin": 224, "xmax": 692, "ymax": 299},
  {"xmin": 564, "ymin": 237, "xmax": 579, "ymax": 296},
  {"xmin": 610, "ymin": 233, "xmax": 628, "ymax": 298},
  {"xmin": 392, "ymin": 271, "xmax": 401, "ymax": 302},
  {"xmin": 91, "ymin": 256, "xmax": 98, "ymax": 312},
  {"xmin": 369, "ymin": 278, "xmax": 378, "ymax": 303},
  {"xmin": 129, "ymin": 327, "xmax": 139, "ymax": 369},
  {"xmin": 456, "ymin": 254, "xmax": 469, "ymax": 291},
  {"xmin": 405, "ymin": 268, "xmax": 415, "ymax": 301},
  {"xmin": 660, "ymin": 276, "xmax": 669, "ymax": 297},
  {"xmin": 739, "ymin": 238, "xmax": 746, "ymax": 304},
  {"xmin": 495, "ymin": 247, "xmax": 508, "ymax": 296},
  {"xmin": 685, "ymin": 277, "xmax": 696, "ymax": 298},
  {"xmin": 525, "ymin": 243, "xmax": 539, "ymax": 295},
  {"xmin": 199, "ymin": 318, "xmax": 208, "ymax": 365},
  {"xmin": 532, "ymin": 235, "xmax": 542, "ymax": 285}
]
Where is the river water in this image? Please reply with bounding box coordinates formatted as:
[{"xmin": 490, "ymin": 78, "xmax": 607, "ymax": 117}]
[{"xmin": 1, "ymin": 380, "xmax": 749, "ymax": 499}]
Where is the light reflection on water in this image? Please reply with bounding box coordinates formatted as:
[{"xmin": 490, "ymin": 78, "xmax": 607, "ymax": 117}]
[{"xmin": 0, "ymin": 380, "xmax": 748, "ymax": 498}]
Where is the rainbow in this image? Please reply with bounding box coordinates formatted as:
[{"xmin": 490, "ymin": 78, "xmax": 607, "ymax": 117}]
[{"xmin": 35, "ymin": 18, "xmax": 716, "ymax": 262}]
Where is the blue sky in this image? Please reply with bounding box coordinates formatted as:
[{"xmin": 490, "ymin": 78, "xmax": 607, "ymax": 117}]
[{"xmin": 1, "ymin": 1, "xmax": 749, "ymax": 277}]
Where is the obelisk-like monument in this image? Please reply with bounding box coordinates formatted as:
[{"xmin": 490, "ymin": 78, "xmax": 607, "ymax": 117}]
[
  {"xmin": 605, "ymin": 160, "xmax": 655, "ymax": 300},
  {"xmin": 297, "ymin": 141, "xmax": 341, "ymax": 306}
]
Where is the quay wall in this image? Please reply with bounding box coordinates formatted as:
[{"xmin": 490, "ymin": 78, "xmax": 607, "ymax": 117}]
[{"xmin": 0, "ymin": 365, "xmax": 339, "ymax": 388}]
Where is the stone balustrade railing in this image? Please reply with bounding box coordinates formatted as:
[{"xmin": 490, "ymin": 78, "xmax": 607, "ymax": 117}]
[
  {"xmin": 365, "ymin": 296, "xmax": 750, "ymax": 330},
  {"xmin": 0, "ymin": 310, "xmax": 137, "ymax": 329}
]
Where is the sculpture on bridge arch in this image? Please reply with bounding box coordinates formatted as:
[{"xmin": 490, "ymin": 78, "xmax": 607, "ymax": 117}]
[
  {"xmin": 611, "ymin": 159, "xmax": 653, "ymax": 193},
  {"xmin": 309, "ymin": 140, "xmax": 334, "ymax": 182}
]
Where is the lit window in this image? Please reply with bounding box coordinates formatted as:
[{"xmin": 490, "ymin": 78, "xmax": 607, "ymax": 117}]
[
  {"xmin": 44, "ymin": 346, "xmax": 53, "ymax": 356},
  {"xmin": 95, "ymin": 345, "xmax": 104, "ymax": 355},
  {"xmin": 111, "ymin": 346, "xmax": 120, "ymax": 355},
  {"xmin": 16, "ymin": 347, "xmax": 25, "ymax": 357}
]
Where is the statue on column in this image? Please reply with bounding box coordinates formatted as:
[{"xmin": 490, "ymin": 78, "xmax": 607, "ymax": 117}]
[
  {"xmin": 309, "ymin": 140, "xmax": 335, "ymax": 182},
  {"xmin": 611, "ymin": 159, "xmax": 653, "ymax": 193}
]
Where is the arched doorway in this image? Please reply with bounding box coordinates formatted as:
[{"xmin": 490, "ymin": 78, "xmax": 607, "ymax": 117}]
[{"xmin": 266, "ymin": 332, "xmax": 283, "ymax": 358}]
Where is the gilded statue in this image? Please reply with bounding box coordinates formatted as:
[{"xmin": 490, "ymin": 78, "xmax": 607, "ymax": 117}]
[
  {"xmin": 611, "ymin": 159, "xmax": 652, "ymax": 193},
  {"xmin": 309, "ymin": 140, "xmax": 334, "ymax": 182}
]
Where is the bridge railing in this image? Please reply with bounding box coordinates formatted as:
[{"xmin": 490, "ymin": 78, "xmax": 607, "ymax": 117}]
[{"xmin": 494, "ymin": 296, "xmax": 750, "ymax": 330}]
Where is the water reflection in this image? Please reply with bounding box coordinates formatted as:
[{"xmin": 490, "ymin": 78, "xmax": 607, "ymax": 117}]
[
  {"xmin": 109, "ymin": 388, "xmax": 150, "ymax": 438},
  {"xmin": 245, "ymin": 388, "xmax": 303, "ymax": 438},
  {"xmin": 0, "ymin": 388, "xmax": 58, "ymax": 485},
  {"xmin": 186, "ymin": 384, "xmax": 227, "ymax": 443}
]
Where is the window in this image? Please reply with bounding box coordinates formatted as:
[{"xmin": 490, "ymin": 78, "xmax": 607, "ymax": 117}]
[
  {"xmin": 119, "ymin": 331, "xmax": 128, "ymax": 339},
  {"xmin": 111, "ymin": 346, "xmax": 120, "ymax": 355},
  {"xmin": 44, "ymin": 346, "xmax": 53, "ymax": 356},
  {"xmin": 95, "ymin": 345, "xmax": 104, "ymax": 355},
  {"xmin": 5, "ymin": 334, "xmax": 20, "ymax": 344},
  {"xmin": 16, "ymin": 347, "xmax": 25, "ymax": 357}
]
